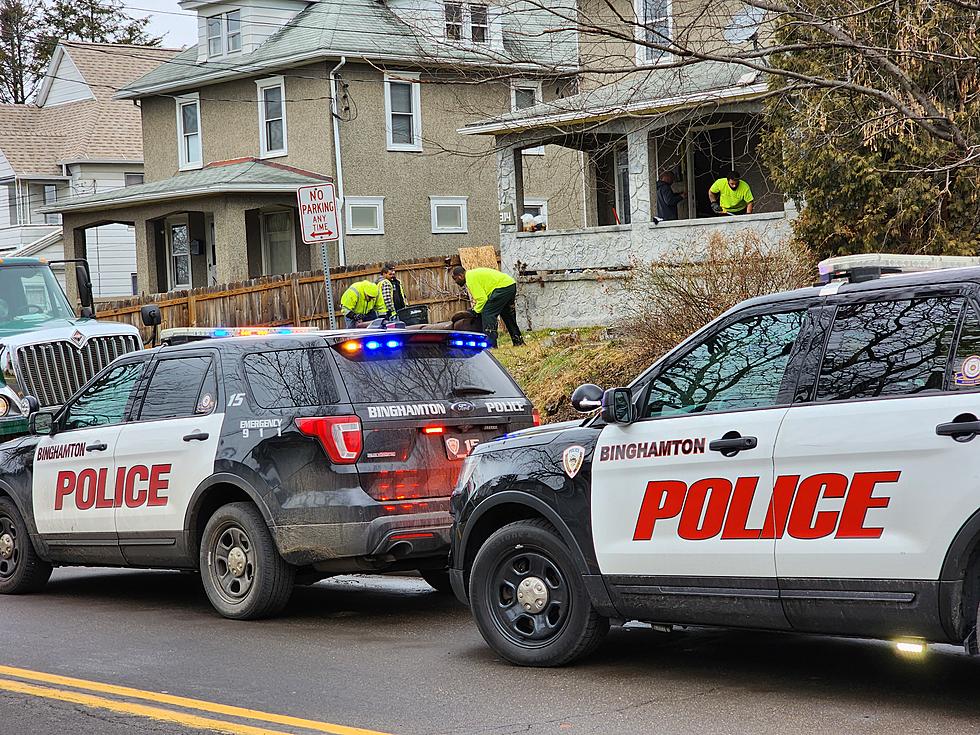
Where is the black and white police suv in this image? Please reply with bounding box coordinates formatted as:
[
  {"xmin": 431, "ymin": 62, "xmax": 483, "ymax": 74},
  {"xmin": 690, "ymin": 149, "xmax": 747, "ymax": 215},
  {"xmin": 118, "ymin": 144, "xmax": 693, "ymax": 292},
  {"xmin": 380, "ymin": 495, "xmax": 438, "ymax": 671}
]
[
  {"xmin": 449, "ymin": 254, "xmax": 980, "ymax": 666},
  {"xmin": 0, "ymin": 325, "xmax": 536, "ymax": 619}
]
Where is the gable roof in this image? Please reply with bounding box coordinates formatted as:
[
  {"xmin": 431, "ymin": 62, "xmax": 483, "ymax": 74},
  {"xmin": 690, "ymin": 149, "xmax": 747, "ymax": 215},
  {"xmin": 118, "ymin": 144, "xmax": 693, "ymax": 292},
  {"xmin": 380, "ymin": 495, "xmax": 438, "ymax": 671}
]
[
  {"xmin": 118, "ymin": 0, "xmax": 577, "ymax": 99},
  {"xmin": 0, "ymin": 42, "xmax": 180, "ymax": 177}
]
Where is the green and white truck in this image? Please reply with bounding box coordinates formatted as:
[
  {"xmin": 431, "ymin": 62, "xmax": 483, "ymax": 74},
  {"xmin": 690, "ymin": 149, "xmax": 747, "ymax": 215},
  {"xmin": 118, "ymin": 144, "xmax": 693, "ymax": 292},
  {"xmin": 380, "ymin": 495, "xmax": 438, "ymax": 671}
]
[{"xmin": 0, "ymin": 257, "xmax": 142, "ymax": 440}]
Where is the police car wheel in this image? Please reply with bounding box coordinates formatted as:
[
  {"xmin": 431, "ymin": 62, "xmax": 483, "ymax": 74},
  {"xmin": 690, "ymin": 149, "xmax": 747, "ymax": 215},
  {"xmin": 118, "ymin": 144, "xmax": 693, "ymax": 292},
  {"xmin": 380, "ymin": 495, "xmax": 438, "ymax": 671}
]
[
  {"xmin": 199, "ymin": 502, "xmax": 294, "ymax": 619},
  {"xmin": 0, "ymin": 497, "xmax": 52, "ymax": 594},
  {"xmin": 419, "ymin": 568, "xmax": 453, "ymax": 593},
  {"xmin": 469, "ymin": 519, "xmax": 608, "ymax": 667}
]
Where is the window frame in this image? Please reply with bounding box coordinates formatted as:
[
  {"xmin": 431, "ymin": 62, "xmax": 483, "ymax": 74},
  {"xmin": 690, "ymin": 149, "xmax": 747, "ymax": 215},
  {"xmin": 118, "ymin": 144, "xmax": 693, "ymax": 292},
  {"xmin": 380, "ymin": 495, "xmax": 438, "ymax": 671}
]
[
  {"xmin": 429, "ymin": 196, "xmax": 469, "ymax": 234},
  {"xmin": 345, "ymin": 196, "xmax": 385, "ymax": 236},
  {"xmin": 166, "ymin": 215, "xmax": 192, "ymax": 290},
  {"xmin": 206, "ymin": 13, "xmax": 223, "ymax": 57},
  {"xmin": 57, "ymin": 356, "xmax": 150, "ymax": 432},
  {"xmin": 256, "ymin": 76, "xmax": 287, "ymax": 158},
  {"xmin": 226, "ymin": 9, "xmax": 242, "ymax": 53},
  {"xmin": 175, "ymin": 93, "xmax": 202, "ymax": 171},
  {"xmin": 522, "ymin": 198, "xmax": 549, "ymax": 227},
  {"xmin": 259, "ymin": 207, "xmax": 297, "ymax": 276},
  {"xmin": 135, "ymin": 353, "xmax": 217, "ymax": 423},
  {"xmin": 634, "ymin": 0, "xmax": 673, "ymax": 66},
  {"xmin": 124, "ymin": 172, "xmax": 144, "ymax": 187},
  {"xmin": 384, "ymin": 72, "xmax": 422, "ymax": 152},
  {"xmin": 469, "ymin": 3, "xmax": 489, "ymax": 43},
  {"xmin": 511, "ymin": 80, "xmax": 544, "ymax": 156}
]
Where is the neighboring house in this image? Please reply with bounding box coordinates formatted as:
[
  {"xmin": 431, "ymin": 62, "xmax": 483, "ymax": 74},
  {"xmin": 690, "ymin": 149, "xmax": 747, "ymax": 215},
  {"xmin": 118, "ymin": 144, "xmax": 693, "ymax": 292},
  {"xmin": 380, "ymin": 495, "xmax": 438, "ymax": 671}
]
[
  {"xmin": 0, "ymin": 42, "xmax": 178, "ymax": 296},
  {"xmin": 44, "ymin": 0, "xmax": 584, "ymax": 297},
  {"xmin": 460, "ymin": 0, "xmax": 799, "ymax": 328}
]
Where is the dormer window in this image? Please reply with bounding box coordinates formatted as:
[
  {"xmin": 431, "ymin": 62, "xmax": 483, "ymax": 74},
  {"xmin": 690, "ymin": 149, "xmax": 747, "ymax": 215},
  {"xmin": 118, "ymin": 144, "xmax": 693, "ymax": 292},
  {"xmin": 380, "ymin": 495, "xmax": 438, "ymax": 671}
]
[
  {"xmin": 207, "ymin": 9, "xmax": 242, "ymax": 58},
  {"xmin": 444, "ymin": 2, "xmax": 490, "ymax": 44},
  {"xmin": 636, "ymin": 0, "xmax": 672, "ymax": 64}
]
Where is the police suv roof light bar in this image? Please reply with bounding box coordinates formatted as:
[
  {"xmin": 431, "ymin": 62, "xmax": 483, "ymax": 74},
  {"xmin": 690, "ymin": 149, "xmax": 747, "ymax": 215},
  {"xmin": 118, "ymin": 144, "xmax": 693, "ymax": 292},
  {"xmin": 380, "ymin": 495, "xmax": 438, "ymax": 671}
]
[
  {"xmin": 818, "ymin": 253, "xmax": 980, "ymax": 285},
  {"xmin": 160, "ymin": 326, "xmax": 322, "ymax": 346}
]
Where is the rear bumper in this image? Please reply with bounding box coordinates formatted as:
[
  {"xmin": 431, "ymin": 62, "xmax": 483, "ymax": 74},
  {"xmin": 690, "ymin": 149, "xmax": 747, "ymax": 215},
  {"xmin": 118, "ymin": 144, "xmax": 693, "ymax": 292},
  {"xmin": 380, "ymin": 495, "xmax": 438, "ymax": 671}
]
[{"xmin": 272, "ymin": 510, "xmax": 452, "ymax": 567}]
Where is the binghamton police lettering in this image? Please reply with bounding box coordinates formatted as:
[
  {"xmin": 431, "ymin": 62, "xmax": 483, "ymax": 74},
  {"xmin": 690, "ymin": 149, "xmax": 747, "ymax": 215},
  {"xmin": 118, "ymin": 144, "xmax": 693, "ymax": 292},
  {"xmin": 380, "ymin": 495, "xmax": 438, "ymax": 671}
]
[
  {"xmin": 633, "ymin": 471, "xmax": 899, "ymax": 542},
  {"xmin": 36, "ymin": 442, "xmax": 86, "ymax": 462},
  {"xmin": 486, "ymin": 401, "xmax": 525, "ymax": 414},
  {"xmin": 600, "ymin": 438, "xmax": 706, "ymax": 461},
  {"xmin": 55, "ymin": 464, "xmax": 172, "ymax": 510},
  {"xmin": 367, "ymin": 403, "xmax": 447, "ymax": 419}
]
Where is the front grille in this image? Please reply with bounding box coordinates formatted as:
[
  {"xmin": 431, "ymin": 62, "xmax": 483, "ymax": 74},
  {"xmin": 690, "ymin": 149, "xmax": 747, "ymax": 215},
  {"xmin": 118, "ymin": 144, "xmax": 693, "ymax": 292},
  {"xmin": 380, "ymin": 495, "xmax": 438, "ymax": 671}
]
[{"xmin": 15, "ymin": 334, "xmax": 142, "ymax": 408}]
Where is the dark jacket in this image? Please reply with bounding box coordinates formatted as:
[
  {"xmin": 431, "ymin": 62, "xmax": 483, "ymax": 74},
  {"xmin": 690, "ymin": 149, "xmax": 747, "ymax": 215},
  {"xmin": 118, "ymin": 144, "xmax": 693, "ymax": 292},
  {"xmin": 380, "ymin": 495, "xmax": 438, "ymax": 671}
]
[{"xmin": 656, "ymin": 180, "xmax": 685, "ymax": 220}]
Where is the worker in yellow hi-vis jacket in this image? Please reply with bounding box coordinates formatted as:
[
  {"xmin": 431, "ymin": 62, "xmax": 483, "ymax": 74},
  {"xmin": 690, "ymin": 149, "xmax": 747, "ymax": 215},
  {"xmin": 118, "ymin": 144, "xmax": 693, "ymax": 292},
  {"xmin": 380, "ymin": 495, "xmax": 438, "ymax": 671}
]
[
  {"xmin": 339, "ymin": 280, "xmax": 381, "ymax": 329},
  {"xmin": 451, "ymin": 266, "xmax": 525, "ymax": 348}
]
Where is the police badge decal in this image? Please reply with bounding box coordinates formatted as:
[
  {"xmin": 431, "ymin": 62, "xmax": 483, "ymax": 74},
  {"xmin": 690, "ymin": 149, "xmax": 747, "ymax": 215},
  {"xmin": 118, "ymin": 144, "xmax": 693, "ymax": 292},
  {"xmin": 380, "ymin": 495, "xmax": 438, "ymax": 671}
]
[{"xmin": 562, "ymin": 445, "xmax": 586, "ymax": 479}]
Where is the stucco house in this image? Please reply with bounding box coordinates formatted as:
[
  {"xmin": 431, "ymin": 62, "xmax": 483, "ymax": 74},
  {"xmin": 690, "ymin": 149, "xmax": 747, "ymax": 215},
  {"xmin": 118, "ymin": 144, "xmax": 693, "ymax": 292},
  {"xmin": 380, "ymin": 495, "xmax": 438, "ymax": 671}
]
[
  {"xmin": 462, "ymin": 0, "xmax": 799, "ymax": 328},
  {"xmin": 44, "ymin": 0, "xmax": 584, "ymax": 297},
  {"xmin": 0, "ymin": 41, "xmax": 178, "ymax": 295}
]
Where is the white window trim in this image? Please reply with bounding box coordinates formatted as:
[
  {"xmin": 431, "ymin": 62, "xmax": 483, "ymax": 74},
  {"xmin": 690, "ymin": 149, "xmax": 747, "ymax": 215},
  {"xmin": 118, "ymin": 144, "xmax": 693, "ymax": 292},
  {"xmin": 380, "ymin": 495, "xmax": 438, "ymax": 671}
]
[
  {"xmin": 165, "ymin": 216, "xmax": 192, "ymax": 290},
  {"xmin": 523, "ymin": 198, "xmax": 549, "ymax": 223},
  {"xmin": 259, "ymin": 208, "xmax": 298, "ymax": 275},
  {"xmin": 345, "ymin": 196, "xmax": 385, "ymax": 235},
  {"xmin": 206, "ymin": 14, "xmax": 223, "ymax": 58},
  {"xmin": 634, "ymin": 0, "xmax": 673, "ymax": 67},
  {"xmin": 430, "ymin": 196, "xmax": 468, "ymax": 234},
  {"xmin": 511, "ymin": 80, "xmax": 544, "ymax": 155},
  {"xmin": 176, "ymin": 93, "xmax": 202, "ymax": 171},
  {"xmin": 442, "ymin": 2, "xmax": 494, "ymax": 46},
  {"xmin": 384, "ymin": 72, "xmax": 422, "ymax": 153},
  {"xmin": 226, "ymin": 9, "xmax": 242, "ymax": 53},
  {"xmin": 256, "ymin": 76, "xmax": 288, "ymax": 159}
]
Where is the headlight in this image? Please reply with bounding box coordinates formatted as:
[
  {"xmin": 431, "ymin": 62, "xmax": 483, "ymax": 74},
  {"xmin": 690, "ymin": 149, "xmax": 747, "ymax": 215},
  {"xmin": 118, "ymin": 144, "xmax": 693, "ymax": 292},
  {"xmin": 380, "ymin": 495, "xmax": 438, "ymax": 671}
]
[{"xmin": 0, "ymin": 396, "xmax": 9, "ymax": 417}]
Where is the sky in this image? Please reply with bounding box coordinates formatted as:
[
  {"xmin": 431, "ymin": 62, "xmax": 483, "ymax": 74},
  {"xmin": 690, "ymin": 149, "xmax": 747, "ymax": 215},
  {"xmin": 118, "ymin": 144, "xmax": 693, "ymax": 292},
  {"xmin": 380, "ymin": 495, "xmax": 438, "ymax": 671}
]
[{"xmin": 127, "ymin": 0, "xmax": 198, "ymax": 48}]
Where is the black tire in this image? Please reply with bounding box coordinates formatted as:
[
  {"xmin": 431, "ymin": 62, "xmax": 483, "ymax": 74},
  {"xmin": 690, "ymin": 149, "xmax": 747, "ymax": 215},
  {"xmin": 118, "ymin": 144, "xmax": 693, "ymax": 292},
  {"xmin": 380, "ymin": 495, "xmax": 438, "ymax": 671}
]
[
  {"xmin": 199, "ymin": 502, "xmax": 294, "ymax": 620},
  {"xmin": 469, "ymin": 518, "xmax": 608, "ymax": 667},
  {"xmin": 419, "ymin": 568, "xmax": 453, "ymax": 593},
  {"xmin": 0, "ymin": 496, "xmax": 52, "ymax": 594}
]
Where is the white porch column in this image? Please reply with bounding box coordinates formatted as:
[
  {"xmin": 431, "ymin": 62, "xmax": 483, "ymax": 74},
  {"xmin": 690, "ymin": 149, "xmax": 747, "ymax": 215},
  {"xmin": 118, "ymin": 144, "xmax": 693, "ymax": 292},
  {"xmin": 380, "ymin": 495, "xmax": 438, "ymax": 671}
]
[{"xmin": 627, "ymin": 127, "xmax": 652, "ymax": 223}]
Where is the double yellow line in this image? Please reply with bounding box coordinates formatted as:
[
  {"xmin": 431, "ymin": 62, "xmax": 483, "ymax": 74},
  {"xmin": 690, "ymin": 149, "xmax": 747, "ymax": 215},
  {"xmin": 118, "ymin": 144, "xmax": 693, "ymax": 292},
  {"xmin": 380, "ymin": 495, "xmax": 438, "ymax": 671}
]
[{"xmin": 0, "ymin": 664, "xmax": 395, "ymax": 735}]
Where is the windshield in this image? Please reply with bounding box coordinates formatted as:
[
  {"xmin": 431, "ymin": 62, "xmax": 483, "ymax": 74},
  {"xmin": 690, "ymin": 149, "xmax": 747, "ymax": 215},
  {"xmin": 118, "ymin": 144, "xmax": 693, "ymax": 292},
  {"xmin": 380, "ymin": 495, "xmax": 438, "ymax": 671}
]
[{"xmin": 0, "ymin": 265, "xmax": 75, "ymax": 329}]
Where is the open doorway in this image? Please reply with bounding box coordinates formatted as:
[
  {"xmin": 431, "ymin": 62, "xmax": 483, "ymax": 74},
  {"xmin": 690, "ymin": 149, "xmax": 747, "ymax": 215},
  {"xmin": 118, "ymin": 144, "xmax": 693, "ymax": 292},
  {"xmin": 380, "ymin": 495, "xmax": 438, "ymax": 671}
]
[
  {"xmin": 687, "ymin": 124, "xmax": 734, "ymax": 218},
  {"xmin": 594, "ymin": 141, "xmax": 631, "ymax": 226}
]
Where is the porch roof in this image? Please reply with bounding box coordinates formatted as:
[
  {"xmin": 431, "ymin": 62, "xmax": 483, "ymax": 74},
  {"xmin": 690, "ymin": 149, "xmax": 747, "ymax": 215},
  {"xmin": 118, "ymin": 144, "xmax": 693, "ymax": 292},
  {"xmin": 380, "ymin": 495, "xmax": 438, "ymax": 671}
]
[
  {"xmin": 40, "ymin": 158, "xmax": 331, "ymax": 215},
  {"xmin": 460, "ymin": 61, "xmax": 768, "ymax": 136}
]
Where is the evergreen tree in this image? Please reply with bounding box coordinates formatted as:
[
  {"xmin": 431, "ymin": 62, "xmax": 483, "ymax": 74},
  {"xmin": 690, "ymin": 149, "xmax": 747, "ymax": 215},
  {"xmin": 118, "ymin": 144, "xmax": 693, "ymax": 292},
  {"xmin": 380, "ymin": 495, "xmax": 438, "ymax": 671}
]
[
  {"xmin": 38, "ymin": 0, "xmax": 161, "ymax": 66},
  {"xmin": 0, "ymin": 0, "xmax": 45, "ymax": 103}
]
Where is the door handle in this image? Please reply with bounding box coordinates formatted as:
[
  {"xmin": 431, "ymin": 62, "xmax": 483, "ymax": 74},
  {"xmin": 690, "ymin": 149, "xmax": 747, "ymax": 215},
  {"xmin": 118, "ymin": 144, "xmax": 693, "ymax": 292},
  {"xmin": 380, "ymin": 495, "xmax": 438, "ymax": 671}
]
[
  {"xmin": 709, "ymin": 432, "xmax": 758, "ymax": 457},
  {"xmin": 936, "ymin": 414, "xmax": 980, "ymax": 442},
  {"xmin": 182, "ymin": 432, "xmax": 210, "ymax": 442},
  {"xmin": 85, "ymin": 441, "xmax": 108, "ymax": 452}
]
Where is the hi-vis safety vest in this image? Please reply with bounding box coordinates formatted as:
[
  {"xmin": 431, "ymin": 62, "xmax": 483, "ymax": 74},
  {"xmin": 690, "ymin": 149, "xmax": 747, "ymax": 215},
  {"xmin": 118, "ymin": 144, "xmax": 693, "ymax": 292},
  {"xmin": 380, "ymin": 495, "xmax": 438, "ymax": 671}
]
[
  {"xmin": 340, "ymin": 280, "xmax": 380, "ymax": 315},
  {"xmin": 465, "ymin": 268, "xmax": 516, "ymax": 314}
]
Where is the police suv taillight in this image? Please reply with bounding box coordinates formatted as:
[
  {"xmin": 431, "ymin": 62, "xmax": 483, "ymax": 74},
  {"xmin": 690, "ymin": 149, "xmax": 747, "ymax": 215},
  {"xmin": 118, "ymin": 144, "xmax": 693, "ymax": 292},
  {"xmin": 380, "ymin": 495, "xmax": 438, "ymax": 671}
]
[{"xmin": 296, "ymin": 416, "xmax": 363, "ymax": 464}]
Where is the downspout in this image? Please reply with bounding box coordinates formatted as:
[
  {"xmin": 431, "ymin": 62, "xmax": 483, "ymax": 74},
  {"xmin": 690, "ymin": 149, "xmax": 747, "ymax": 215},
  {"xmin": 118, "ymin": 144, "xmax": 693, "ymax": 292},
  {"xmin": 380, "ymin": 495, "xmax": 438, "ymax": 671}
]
[{"xmin": 329, "ymin": 56, "xmax": 347, "ymax": 267}]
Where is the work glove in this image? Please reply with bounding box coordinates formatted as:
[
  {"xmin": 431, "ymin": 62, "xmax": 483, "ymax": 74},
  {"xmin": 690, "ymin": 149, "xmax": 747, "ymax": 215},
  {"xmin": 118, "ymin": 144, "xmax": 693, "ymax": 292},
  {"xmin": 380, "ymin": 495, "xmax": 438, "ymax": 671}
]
[{"xmin": 711, "ymin": 201, "xmax": 723, "ymax": 214}]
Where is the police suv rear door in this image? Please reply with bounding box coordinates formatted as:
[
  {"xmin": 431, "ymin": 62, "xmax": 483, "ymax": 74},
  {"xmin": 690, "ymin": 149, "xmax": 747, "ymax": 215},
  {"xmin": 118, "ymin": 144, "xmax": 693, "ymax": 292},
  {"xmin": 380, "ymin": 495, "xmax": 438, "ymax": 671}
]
[
  {"xmin": 112, "ymin": 350, "xmax": 223, "ymax": 563},
  {"xmin": 591, "ymin": 303, "xmax": 813, "ymax": 628},
  {"xmin": 774, "ymin": 286, "xmax": 980, "ymax": 638},
  {"xmin": 331, "ymin": 335, "xmax": 532, "ymax": 504}
]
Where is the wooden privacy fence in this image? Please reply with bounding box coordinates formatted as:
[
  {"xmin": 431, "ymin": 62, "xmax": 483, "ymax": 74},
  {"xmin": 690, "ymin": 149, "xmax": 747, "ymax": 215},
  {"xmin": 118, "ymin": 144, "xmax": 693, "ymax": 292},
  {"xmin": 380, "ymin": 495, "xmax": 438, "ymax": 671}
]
[{"xmin": 97, "ymin": 256, "xmax": 471, "ymax": 344}]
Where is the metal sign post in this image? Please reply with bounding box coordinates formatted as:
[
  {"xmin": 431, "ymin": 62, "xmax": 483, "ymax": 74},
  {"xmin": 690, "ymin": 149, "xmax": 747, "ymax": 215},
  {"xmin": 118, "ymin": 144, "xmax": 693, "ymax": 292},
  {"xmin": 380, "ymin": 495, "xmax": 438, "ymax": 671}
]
[{"xmin": 297, "ymin": 183, "xmax": 341, "ymax": 329}]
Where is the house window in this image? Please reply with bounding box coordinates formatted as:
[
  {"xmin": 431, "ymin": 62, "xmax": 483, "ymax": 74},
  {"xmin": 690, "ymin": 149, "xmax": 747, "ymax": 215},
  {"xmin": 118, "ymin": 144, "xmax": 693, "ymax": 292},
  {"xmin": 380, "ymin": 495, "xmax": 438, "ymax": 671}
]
[
  {"xmin": 261, "ymin": 210, "xmax": 296, "ymax": 276},
  {"xmin": 430, "ymin": 196, "xmax": 468, "ymax": 234},
  {"xmin": 257, "ymin": 76, "xmax": 287, "ymax": 157},
  {"xmin": 345, "ymin": 197, "xmax": 385, "ymax": 235},
  {"xmin": 637, "ymin": 0, "xmax": 671, "ymax": 64},
  {"xmin": 445, "ymin": 2, "xmax": 463, "ymax": 40},
  {"xmin": 207, "ymin": 15, "xmax": 223, "ymax": 56},
  {"xmin": 384, "ymin": 73, "xmax": 422, "ymax": 152},
  {"xmin": 443, "ymin": 2, "xmax": 490, "ymax": 44},
  {"xmin": 131, "ymin": 273, "xmax": 138, "ymax": 295},
  {"xmin": 522, "ymin": 199, "xmax": 548, "ymax": 229},
  {"xmin": 176, "ymin": 94, "xmax": 202, "ymax": 170},
  {"xmin": 512, "ymin": 81, "xmax": 544, "ymax": 155},
  {"xmin": 227, "ymin": 10, "xmax": 242, "ymax": 52},
  {"xmin": 167, "ymin": 219, "xmax": 192, "ymax": 290},
  {"xmin": 124, "ymin": 173, "xmax": 144, "ymax": 186},
  {"xmin": 43, "ymin": 184, "xmax": 60, "ymax": 225}
]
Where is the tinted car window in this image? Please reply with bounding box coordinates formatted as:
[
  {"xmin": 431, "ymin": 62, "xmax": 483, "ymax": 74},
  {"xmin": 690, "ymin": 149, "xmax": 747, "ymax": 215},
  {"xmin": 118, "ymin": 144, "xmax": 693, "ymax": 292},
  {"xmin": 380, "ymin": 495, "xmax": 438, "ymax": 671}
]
[
  {"xmin": 816, "ymin": 297, "xmax": 961, "ymax": 401},
  {"xmin": 62, "ymin": 361, "xmax": 145, "ymax": 430},
  {"xmin": 196, "ymin": 363, "xmax": 219, "ymax": 414},
  {"xmin": 139, "ymin": 356, "xmax": 213, "ymax": 421},
  {"xmin": 643, "ymin": 310, "xmax": 805, "ymax": 417},
  {"xmin": 335, "ymin": 345, "xmax": 523, "ymax": 403},
  {"xmin": 243, "ymin": 348, "xmax": 339, "ymax": 408},
  {"xmin": 950, "ymin": 304, "xmax": 980, "ymax": 390}
]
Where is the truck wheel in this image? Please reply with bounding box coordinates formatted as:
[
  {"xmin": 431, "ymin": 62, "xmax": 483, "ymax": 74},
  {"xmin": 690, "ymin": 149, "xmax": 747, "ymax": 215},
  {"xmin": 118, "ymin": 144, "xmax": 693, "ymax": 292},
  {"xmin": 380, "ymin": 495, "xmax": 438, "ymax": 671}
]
[
  {"xmin": 469, "ymin": 518, "xmax": 608, "ymax": 667},
  {"xmin": 0, "ymin": 497, "xmax": 52, "ymax": 594},
  {"xmin": 200, "ymin": 502, "xmax": 294, "ymax": 620},
  {"xmin": 419, "ymin": 568, "xmax": 453, "ymax": 593}
]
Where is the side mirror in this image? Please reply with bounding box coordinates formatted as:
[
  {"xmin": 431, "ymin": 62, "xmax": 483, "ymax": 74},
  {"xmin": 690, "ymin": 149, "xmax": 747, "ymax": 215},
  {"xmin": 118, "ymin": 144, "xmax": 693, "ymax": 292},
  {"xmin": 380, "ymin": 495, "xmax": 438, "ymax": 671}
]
[
  {"xmin": 600, "ymin": 387, "xmax": 635, "ymax": 425},
  {"xmin": 140, "ymin": 304, "xmax": 162, "ymax": 327},
  {"xmin": 29, "ymin": 410, "xmax": 56, "ymax": 436},
  {"xmin": 570, "ymin": 383, "xmax": 603, "ymax": 412},
  {"xmin": 75, "ymin": 265, "xmax": 95, "ymax": 314}
]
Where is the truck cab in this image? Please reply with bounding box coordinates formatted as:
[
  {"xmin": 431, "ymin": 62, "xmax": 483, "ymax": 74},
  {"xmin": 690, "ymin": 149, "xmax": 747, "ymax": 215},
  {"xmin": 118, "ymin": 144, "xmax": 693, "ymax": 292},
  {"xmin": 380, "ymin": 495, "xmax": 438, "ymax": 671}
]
[{"xmin": 0, "ymin": 257, "xmax": 142, "ymax": 439}]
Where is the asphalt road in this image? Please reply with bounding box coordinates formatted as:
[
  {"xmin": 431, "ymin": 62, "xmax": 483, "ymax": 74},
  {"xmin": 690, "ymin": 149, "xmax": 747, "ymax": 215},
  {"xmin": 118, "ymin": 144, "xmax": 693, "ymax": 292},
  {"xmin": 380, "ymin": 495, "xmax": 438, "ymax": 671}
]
[{"xmin": 0, "ymin": 568, "xmax": 979, "ymax": 735}]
